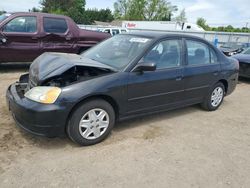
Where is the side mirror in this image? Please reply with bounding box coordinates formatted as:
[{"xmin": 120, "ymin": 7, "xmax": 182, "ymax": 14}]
[{"xmin": 133, "ymin": 62, "xmax": 156, "ymax": 72}]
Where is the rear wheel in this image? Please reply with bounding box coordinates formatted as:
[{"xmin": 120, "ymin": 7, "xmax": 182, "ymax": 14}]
[
  {"xmin": 67, "ymin": 99, "xmax": 115, "ymax": 146},
  {"xmin": 201, "ymin": 82, "xmax": 225, "ymax": 111}
]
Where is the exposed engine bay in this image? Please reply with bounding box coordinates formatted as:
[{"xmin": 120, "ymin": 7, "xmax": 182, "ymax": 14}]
[
  {"xmin": 42, "ymin": 66, "xmax": 113, "ymax": 87},
  {"xmin": 19, "ymin": 66, "xmax": 113, "ymax": 89}
]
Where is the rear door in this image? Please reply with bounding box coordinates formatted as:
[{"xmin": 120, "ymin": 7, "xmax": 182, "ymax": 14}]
[
  {"xmin": 40, "ymin": 17, "xmax": 75, "ymax": 54},
  {"xmin": 127, "ymin": 39, "xmax": 185, "ymax": 115},
  {"xmin": 183, "ymin": 39, "xmax": 221, "ymax": 102},
  {"xmin": 0, "ymin": 15, "xmax": 40, "ymax": 62}
]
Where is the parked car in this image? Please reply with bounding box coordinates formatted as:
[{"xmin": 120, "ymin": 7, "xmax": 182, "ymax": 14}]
[
  {"xmin": 7, "ymin": 33, "xmax": 239, "ymax": 146},
  {"xmin": 220, "ymin": 42, "xmax": 246, "ymax": 56},
  {"xmin": 232, "ymin": 47, "xmax": 250, "ymax": 78},
  {"xmin": 0, "ymin": 12, "xmax": 110, "ymax": 63},
  {"xmin": 99, "ymin": 27, "xmax": 128, "ymax": 36}
]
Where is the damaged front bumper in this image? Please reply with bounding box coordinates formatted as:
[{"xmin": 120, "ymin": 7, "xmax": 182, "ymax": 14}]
[{"xmin": 6, "ymin": 83, "xmax": 69, "ymax": 137}]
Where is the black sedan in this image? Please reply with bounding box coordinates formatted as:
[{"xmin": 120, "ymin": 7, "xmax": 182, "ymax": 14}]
[
  {"xmin": 220, "ymin": 42, "xmax": 245, "ymax": 56},
  {"xmin": 6, "ymin": 32, "xmax": 239, "ymax": 146},
  {"xmin": 232, "ymin": 48, "xmax": 250, "ymax": 78}
]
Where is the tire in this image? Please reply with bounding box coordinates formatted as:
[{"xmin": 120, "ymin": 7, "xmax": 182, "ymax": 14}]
[
  {"xmin": 67, "ymin": 99, "xmax": 115, "ymax": 146},
  {"xmin": 201, "ymin": 82, "xmax": 225, "ymax": 111}
]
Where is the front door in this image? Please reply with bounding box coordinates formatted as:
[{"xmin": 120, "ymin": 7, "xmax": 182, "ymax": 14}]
[
  {"xmin": 0, "ymin": 16, "xmax": 40, "ymax": 62},
  {"xmin": 127, "ymin": 39, "xmax": 185, "ymax": 115}
]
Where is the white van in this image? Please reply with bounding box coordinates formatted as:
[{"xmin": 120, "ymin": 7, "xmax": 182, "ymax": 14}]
[{"xmin": 99, "ymin": 28, "xmax": 128, "ymax": 36}]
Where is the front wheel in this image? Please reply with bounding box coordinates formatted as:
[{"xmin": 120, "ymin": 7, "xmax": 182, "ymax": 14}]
[
  {"xmin": 67, "ymin": 99, "xmax": 115, "ymax": 146},
  {"xmin": 201, "ymin": 82, "xmax": 225, "ymax": 111}
]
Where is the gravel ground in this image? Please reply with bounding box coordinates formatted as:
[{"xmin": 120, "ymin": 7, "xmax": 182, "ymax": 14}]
[{"xmin": 0, "ymin": 63, "xmax": 250, "ymax": 188}]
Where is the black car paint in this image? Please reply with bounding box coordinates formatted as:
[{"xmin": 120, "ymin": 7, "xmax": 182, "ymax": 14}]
[
  {"xmin": 232, "ymin": 54, "xmax": 250, "ymax": 78},
  {"xmin": 6, "ymin": 33, "xmax": 239, "ymax": 137}
]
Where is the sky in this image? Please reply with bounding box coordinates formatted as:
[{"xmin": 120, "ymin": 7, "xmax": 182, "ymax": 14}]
[{"xmin": 0, "ymin": 0, "xmax": 249, "ymax": 27}]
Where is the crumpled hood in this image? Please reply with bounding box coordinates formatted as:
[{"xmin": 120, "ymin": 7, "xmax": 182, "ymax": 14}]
[
  {"xmin": 220, "ymin": 47, "xmax": 239, "ymax": 53},
  {"xmin": 232, "ymin": 54, "xmax": 250, "ymax": 64},
  {"xmin": 29, "ymin": 52, "xmax": 115, "ymax": 85}
]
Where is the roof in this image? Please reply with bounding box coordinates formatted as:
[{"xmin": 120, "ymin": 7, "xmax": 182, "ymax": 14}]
[
  {"xmin": 8, "ymin": 12, "xmax": 70, "ymax": 19},
  {"xmin": 127, "ymin": 31, "xmax": 205, "ymax": 40}
]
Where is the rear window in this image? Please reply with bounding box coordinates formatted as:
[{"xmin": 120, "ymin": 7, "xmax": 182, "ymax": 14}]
[
  {"xmin": 112, "ymin": 29, "xmax": 120, "ymax": 35},
  {"xmin": 43, "ymin": 17, "xmax": 68, "ymax": 33}
]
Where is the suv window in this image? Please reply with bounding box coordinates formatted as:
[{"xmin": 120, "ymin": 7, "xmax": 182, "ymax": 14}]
[
  {"xmin": 3, "ymin": 16, "xmax": 37, "ymax": 33},
  {"xmin": 104, "ymin": 29, "xmax": 111, "ymax": 34},
  {"xmin": 187, "ymin": 40, "xmax": 218, "ymax": 65},
  {"xmin": 144, "ymin": 40, "xmax": 182, "ymax": 69},
  {"xmin": 112, "ymin": 29, "xmax": 120, "ymax": 35},
  {"xmin": 43, "ymin": 17, "xmax": 68, "ymax": 33},
  {"xmin": 121, "ymin": 29, "xmax": 127, "ymax": 33}
]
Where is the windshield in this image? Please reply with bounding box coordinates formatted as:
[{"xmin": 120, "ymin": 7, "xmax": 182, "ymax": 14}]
[
  {"xmin": 242, "ymin": 48, "xmax": 250, "ymax": 54},
  {"xmin": 221, "ymin": 42, "xmax": 242, "ymax": 49},
  {"xmin": 82, "ymin": 35, "xmax": 152, "ymax": 70},
  {"xmin": 0, "ymin": 13, "xmax": 10, "ymax": 22}
]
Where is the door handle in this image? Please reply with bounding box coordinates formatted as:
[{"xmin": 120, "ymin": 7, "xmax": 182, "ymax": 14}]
[
  {"xmin": 66, "ymin": 37, "xmax": 72, "ymax": 41},
  {"xmin": 176, "ymin": 77, "xmax": 182, "ymax": 81},
  {"xmin": 213, "ymin": 71, "xmax": 219, "ymax": 76},
  {"xmin": 32, "ymin": 36, "xmax": 39, "ymax": 40}
]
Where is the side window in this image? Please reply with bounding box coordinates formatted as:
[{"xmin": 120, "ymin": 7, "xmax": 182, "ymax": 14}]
[
  {"xmin": 186, "ymin": 40, "xmax": 210, "ymax": 65},
  {"xmin": 3, "ymin": 16, "xmax": 37, "ymax": 33},
  {"xmin": 121, "ymin": 29, "xmax": 127, "ymax": 33},
  {"xmin": 43, "ymin": 17, "xmax": 68, "ymax": 33},
  {"xmin": 144, "ymin": 40, "xmax": 182, "ymax": 69},
  {"xmin": 104, "ymin": 29, "xmax": 111, "ymax": 34}
]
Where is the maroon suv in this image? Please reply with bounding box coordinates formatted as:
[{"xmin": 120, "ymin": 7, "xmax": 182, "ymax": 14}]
[{"xmin": 0, "ymin": 12, "xmax": 110, "ymax": 63}]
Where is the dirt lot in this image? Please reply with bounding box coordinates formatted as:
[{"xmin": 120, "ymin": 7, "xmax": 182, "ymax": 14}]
[{"xmin": 0, "ymin": 63, "xmax": 250, "ymax": 188}]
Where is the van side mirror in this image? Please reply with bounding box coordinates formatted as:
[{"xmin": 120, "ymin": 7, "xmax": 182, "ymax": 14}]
[{"xmin": 133, "ymin": 62, "xmax": 156, "ymax": 72}]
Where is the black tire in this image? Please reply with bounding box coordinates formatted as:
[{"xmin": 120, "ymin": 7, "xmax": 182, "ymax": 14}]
[
  {"xmin": 201, "ymin": 82, "xmax": 225, "ymax": 111},
  {"xmin": 67, "ymin": 99, "xmax": 115, "ymax": 146}
]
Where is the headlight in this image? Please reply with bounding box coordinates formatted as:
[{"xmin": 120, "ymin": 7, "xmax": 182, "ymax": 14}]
[{"xmin": 24, "ymin": 87, "xmax": 61, "ymax": 104}]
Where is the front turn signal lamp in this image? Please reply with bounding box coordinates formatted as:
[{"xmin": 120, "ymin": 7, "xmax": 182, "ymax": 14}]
[{"xmin": 24, "ymin": 87, "xmax": 62, "ymax": 104}]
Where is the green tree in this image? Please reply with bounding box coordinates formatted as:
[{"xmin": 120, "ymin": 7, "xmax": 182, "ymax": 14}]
[
  {"xmin": 29, "ymin": 7, "xmax": 41, "ymax": 12},
  {"xmin": 0, "ymin": 10, "xmax": 6, "ymax": 15},
  {"xmin": 113, "ymin": 0, "xmax": 130, "ymax": 19},
  {"xmin": 113, "ymin": 0, "xmax": 177, "ymax": 21},
  {"xmin": 196, "ymin": 17, "xmax": 210, "ymax": 30},
  {"xmin": 40, "ymin": 0, "xmax": 86, "ymax": 23},
  {"xmin": 84, "ymin": 8, "xmax": 114, "ymax": 24},
  {"xmin": 173, "ymin": 9, "xmax": 187, "ymax": 22}
]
